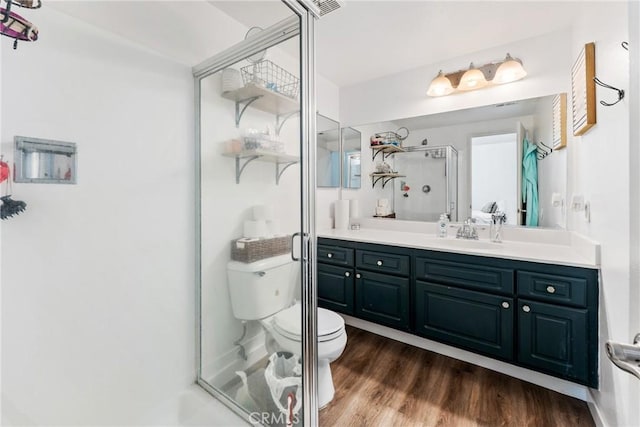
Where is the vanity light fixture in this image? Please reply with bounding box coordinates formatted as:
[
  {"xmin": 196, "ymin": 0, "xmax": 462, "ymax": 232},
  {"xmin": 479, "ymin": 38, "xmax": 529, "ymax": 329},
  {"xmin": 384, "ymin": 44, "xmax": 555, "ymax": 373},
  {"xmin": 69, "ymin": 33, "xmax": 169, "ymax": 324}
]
[{"xmin": 427, "ymin": 53, "xmax": 527, "ymax": 97}]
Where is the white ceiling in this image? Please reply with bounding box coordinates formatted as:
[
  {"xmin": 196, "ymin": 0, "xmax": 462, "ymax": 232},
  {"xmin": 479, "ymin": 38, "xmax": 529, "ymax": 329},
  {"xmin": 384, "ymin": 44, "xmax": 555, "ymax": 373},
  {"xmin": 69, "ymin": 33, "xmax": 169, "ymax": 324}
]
[
  {"xmin": 49, "ymin": 1, "xmax": 590, "ymax": 89},
  {"xmin": 212, "ymin": 0, "xmax": 583, "ymax": 87}
]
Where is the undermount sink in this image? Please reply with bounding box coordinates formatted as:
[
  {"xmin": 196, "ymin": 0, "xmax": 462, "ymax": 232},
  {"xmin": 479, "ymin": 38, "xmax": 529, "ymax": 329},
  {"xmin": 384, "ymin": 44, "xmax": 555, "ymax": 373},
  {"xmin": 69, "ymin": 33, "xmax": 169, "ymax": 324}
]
[{"xmin": 435, "ymin": 239, "xmax": 503, "ymax": 250}]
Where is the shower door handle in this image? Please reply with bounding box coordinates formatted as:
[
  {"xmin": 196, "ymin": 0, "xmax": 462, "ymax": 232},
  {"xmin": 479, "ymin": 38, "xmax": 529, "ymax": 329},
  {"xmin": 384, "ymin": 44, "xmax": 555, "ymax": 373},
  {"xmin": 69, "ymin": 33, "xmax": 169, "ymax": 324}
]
[
  {"xmin": 291, "ymin": 232, "xmax": 302, "ymax": 261},
  {"xmin": 291, "ymin": 232, "xmax": 310, "ymax": 262}
]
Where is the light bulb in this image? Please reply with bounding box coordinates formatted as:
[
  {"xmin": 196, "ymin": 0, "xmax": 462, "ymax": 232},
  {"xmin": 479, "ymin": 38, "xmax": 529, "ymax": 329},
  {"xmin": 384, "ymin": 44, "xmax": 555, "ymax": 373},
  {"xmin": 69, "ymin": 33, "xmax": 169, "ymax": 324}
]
[
  {"xmin": 494, "ymin": 54, "xmax": 527, "ymax": 84},
  {"xmin": 427, "ymin": 70, "xmax": 454, "ymax": 97},
  {"xmin": 458, "ymin": 63, "xmax": 488, "ymax": 91}
]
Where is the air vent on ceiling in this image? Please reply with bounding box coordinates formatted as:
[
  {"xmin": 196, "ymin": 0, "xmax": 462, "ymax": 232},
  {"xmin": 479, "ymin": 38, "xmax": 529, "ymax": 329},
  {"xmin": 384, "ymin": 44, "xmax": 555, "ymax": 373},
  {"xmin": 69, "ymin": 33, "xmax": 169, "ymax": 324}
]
[{"xmin": 313, "ymin": 0, "xmax": 344, "ymax": 16}]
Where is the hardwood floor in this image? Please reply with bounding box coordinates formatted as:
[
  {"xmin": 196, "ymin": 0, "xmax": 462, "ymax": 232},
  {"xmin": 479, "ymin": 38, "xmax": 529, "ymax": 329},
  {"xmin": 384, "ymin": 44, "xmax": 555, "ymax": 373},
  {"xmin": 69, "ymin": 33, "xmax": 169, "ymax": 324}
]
[{"xmin": 320, "ymin": 326, "xmax": 594, "ymax": 427}]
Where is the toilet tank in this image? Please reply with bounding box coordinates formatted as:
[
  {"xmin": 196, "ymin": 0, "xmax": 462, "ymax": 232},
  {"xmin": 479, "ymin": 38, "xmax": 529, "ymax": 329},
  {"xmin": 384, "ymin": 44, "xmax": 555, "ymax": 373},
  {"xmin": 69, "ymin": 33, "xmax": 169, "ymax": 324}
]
[{"xmin": 227, "ymin": 254, "xmax": 296, "ymax": 320}]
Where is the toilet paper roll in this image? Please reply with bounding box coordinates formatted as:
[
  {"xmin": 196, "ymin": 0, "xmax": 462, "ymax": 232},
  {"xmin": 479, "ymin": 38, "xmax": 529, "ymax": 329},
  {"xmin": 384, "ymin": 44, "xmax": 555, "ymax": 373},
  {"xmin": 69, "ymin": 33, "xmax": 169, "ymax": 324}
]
[
  {"xmin": 334, "ymin": 200, "xmax": 350, "ymax": 230},
  {"xmin": 243, "ymin": 220, "xmax": 269, "ymax": 238},
  {"xmin": 377, "ymin": 198, "xmax": 389, "ymax": 208},
  {"xmin": 349, "ymin": 199, "xmax": 360, "ymax": 219},
  {"xmin": 253, "ymin": 204, "xmax": 274, "ymax": 221},
  {"xmin": 376, "ymin": 206, "xmax": 389, "ymax": 216}
]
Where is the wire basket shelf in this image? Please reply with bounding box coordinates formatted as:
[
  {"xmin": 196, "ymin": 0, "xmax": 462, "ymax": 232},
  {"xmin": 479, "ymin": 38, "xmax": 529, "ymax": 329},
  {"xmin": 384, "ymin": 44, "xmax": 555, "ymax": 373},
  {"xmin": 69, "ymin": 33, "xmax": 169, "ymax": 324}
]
[
  {"xmin": 371, "ymin": 127, "xmax": 409, "ymax": 147},
  {"xmin": 241, "ymin": 60, "xmax": 299, "ymax": 100}
]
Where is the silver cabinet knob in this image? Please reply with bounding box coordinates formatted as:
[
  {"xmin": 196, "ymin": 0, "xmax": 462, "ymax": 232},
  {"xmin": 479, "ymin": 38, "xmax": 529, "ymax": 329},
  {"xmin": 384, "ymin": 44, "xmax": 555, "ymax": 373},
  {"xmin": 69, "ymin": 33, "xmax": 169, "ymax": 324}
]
[
  {"xmin": 376, "ymin": 260, "xmax": 383, "ymax": 266},
  {"xmin": 546, "ymin": 285, "xmax": 556, "ymax": 294},
  {"xmin": 327, "ymin": 253, "xmax": 333, "ymax": 258},
  {"xmin": 344, "ymin": 271, "xmax": 350, "ymax": 277},
  {"xmin": 502, "ymin": 302, "xmax": 510, "ymax": 309},
  {"xmin": 522, "ymin": 305, "xmax": 531, "ymax": 313},
  {"xmin": 355, "ymin": 273, "xmax": 361, "ymax": 279}
]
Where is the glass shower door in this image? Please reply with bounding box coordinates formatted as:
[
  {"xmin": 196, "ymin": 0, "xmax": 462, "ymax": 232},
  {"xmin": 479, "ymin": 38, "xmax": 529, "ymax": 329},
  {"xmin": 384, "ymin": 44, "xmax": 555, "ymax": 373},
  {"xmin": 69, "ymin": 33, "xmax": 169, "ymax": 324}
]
[{"xmin": 194, "ymin": 2, "xmax": 318, "ymax": 425}]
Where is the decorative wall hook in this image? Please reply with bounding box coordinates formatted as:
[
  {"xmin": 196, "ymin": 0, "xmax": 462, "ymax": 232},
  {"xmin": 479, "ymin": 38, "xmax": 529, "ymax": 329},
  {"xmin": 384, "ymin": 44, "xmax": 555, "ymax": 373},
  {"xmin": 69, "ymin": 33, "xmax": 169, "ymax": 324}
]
[
  {"xmin": 621, "ymin": 41, "xmax": 628, "ymax": 51},
  {"xmin": 593, "ymin": 76, "xmax": 625, "ymax": 106},
  {"xmin": 536, "ymin": 141, "xmax": 553, "ymax": 160}
]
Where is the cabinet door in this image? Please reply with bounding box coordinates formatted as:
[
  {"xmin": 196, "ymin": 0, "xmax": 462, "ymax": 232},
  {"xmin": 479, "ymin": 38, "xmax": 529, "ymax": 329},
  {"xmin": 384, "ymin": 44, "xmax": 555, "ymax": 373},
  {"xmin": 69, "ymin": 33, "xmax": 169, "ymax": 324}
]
[
  {"xmin": 415, "ymin": 281, "xmax": 514, "ymax": 360},
  {"xmin": 518, "ymin": 299, "xmax": 590, "ymax": 385},
  {"xmin": 318, "ymin": 263, "xmax": 354, "ymax": 315},
  {"xmin": 355, "ymin": 270, "xmax": 409, "ymax": 330}
]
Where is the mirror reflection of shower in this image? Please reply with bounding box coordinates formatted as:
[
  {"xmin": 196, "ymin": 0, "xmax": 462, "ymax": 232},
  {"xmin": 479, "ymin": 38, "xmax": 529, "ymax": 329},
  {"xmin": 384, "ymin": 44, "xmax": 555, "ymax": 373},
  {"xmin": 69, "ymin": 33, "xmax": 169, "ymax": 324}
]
[{"xmin": 392, "ymin": 145, "xmax": 458, "ymax": 222}]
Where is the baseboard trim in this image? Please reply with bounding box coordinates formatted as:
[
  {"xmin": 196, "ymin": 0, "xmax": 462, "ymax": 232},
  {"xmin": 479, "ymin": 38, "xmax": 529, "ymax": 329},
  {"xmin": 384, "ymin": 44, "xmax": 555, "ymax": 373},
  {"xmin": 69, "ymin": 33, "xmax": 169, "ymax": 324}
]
[
  {"xmin": 587, "ymin": 390, "xmax": 607, "ymax": 427},
  {"xmin": 203, "ymin": 331, "xmax": 268, "ymax": 389},
  {"xmin": 343, "ymin": 315, "xmax": 590, "ymax": 401}
]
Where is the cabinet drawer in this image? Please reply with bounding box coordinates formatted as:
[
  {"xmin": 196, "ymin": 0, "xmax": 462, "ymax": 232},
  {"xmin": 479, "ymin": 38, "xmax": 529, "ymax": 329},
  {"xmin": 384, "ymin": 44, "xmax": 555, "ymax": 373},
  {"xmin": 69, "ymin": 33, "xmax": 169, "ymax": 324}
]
[
  {"xmin": 317, "ymin": 245, "xmax": 354, "ymax": 267},
  {"xmin": 416, "ymin": 258, "xmax": 514, "ymax": 295},
  {"xmin": 356, "ymin": 249, "xmax": 410, "ymax": 276},
  {"xmin": 318, "ymin": 263, "xmax": 354, "ymax": 315},
  {"xmin": 517, "ymin": 271, "xmax": 588, "ymax": 308},
  {"xmin": 415, "ymin": 281, "xmax": 514, "ymax": 360},
  {"xmin": 355, "ymin": 270, "xmax": 409, "ymax": 330}
]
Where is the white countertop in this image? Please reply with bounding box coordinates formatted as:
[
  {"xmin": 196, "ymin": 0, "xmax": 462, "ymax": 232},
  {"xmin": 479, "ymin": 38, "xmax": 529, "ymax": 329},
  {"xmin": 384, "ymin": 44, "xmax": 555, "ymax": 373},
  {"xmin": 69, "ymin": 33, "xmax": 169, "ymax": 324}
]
[{"xmin": 318, "ymin": 219, "xmax": 600, "ymax": 269}]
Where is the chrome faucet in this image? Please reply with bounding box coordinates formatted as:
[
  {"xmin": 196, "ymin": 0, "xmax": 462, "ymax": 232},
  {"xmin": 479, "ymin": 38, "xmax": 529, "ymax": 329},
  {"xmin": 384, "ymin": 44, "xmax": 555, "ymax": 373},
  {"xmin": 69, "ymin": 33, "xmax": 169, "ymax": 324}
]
[{"xmin": 456, "ymin": 218, "xmax": 478, "ymax": 240}]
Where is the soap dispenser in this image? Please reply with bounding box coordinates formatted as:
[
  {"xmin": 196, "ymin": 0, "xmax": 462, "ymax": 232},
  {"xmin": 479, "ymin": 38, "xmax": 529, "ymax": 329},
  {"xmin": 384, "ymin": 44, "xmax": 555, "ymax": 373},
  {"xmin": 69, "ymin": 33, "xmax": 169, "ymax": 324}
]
[{"xmin": 437, "ymin": 214, "xmax": 449, "ymax": 238}]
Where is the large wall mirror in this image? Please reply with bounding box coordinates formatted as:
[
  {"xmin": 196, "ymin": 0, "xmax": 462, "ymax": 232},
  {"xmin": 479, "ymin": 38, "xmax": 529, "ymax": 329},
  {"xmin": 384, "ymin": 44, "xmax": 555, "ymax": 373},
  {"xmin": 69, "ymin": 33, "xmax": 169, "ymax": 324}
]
[{"xmin": 351, "ymin": 94, "xmax": 567, "ymax": 228}]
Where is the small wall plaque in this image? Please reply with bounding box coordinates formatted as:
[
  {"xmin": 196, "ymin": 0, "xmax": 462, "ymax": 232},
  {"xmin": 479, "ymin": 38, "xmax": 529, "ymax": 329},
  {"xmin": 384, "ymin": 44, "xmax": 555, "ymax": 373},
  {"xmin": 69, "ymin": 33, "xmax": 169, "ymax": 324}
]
[
  {"xmin": 552, "ymin": 93, "xmax": 567, "ymax": 150},
  {"xmin": 14, "ymin": 136, "xmax": 77, "ymax": 184},
  {"xmin": 571, "ymin": 42, "xmax": 596, "ymax": 136}
]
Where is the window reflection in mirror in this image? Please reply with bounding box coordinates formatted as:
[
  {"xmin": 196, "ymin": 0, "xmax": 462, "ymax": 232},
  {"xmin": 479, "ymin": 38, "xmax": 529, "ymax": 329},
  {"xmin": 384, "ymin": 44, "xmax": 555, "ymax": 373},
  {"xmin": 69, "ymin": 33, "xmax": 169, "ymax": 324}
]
[
  {"xmin": 317, "ymin": 113, "xmax": 340, "ymax": 188},
  {"xmin": 342, "ymin": 127, "xmax": 361, "ymax": 189}
]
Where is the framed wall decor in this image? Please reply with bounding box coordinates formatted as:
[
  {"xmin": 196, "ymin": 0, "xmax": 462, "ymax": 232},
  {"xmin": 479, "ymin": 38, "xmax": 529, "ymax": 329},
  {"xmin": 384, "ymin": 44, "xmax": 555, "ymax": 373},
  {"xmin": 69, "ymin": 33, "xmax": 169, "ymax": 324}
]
[
  {"xmin": 552, "ymin": 93, "xmax": 567, "ymax": 150},
  {"xmin": 571, "ymin": 42, "xmax": 596, "ymax": 136}
]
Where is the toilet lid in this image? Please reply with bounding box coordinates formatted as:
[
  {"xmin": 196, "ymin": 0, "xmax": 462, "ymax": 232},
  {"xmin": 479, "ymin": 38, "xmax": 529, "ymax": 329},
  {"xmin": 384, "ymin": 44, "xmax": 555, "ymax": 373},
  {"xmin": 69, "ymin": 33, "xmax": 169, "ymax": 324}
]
[{"xmin": 273, "ymin": 303, "xmax": 345, "ymax": 342}]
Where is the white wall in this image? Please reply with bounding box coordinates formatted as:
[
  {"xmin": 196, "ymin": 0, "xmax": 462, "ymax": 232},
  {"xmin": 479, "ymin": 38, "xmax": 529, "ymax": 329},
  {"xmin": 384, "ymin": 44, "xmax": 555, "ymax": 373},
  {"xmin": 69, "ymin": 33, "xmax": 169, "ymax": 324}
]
[
  {"xmin": 628, "ymin": 1, "xmax": 640, "ymax": 422},
  {"xmin": 566, "ymin": 3, "xmax": 638, "ymax": 427},
  {"xmin": 337, "ymin": 3, "xmax": 638, "ymax": 426},
  {"xmin": 1, "ymin": 8, "xmax": 195, "ymax": 425}
]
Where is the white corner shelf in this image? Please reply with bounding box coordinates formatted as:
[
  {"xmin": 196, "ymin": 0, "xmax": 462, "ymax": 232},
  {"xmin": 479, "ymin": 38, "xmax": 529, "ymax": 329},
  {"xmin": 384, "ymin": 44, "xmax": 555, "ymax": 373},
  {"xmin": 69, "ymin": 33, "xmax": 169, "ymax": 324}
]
[
  {"xmin": 222, "ymin": 149, "xmax": 299, "ymax": 185},
  {"xmin": 222, "ymin": 83, "xmax": 299, "ymax": 128}
]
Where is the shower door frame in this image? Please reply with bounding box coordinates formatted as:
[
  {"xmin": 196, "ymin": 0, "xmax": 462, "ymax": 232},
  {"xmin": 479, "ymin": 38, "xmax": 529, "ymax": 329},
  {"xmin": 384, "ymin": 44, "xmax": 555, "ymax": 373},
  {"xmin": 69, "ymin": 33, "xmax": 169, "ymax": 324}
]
[{"xmin": 193, "ymin": 1, "xmax": 319, "ymax": 425}]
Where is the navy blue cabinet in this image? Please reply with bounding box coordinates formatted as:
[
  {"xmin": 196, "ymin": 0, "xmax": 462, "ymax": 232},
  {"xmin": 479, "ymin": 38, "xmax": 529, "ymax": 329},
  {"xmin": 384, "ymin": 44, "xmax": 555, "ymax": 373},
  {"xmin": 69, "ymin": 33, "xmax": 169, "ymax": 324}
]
[
  {"xmin": 415, "ymin": 281, "xmax": 514, "ymax": 360},
  {"xmin": 355, "ymin": 270, "xmax": 410, "ymax": 330},
  {"xmin": 317, "ymin": 263, "xmax": 354, "ymax": 315},
  {"xmin": 317, "ymin": 237, "xmax": 599, "ymax": 388},
  {"xmin": 518, "ymin": 299, "xmax": 590, "ymax": 385}
]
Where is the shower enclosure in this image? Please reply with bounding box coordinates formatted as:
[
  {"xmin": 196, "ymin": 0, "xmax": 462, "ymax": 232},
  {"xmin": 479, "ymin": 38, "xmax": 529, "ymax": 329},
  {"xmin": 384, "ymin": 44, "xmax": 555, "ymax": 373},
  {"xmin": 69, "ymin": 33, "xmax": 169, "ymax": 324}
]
[
  {"xmin": 393, "ymin": 145, "xmax": 458, "ymax": 222},
  {"xmin": 194, "ymin": 2, "xmax": 319, "ymax": 425}
]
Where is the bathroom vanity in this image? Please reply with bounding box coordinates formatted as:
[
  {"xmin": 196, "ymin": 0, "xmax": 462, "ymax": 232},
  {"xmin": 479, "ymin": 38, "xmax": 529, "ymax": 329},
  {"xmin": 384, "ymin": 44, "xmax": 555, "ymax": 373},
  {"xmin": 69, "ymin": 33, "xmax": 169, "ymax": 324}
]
[{"xmin": 317, "ymin": 225, "xmax": 599, "ymax": 389}]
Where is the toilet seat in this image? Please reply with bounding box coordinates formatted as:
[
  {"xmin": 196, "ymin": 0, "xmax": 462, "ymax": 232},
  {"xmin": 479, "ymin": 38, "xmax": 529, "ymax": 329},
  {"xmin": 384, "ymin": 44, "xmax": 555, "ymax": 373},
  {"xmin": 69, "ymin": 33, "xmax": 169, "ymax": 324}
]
[{"xmin": 272, "ymin": 303, "xmax": 345, "ymax": 343}]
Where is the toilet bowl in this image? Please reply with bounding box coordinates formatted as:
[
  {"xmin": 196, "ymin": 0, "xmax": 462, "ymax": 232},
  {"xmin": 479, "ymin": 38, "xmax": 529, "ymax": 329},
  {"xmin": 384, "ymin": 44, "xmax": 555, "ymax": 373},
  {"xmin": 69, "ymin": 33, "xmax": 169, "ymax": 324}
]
[
  {"xmin": 227, "ymin": 255, "xmax": 348, "ymax": 408},
  {"xmin": 262, "ymin": 303, "xmax": 347, "ymax": 408}
]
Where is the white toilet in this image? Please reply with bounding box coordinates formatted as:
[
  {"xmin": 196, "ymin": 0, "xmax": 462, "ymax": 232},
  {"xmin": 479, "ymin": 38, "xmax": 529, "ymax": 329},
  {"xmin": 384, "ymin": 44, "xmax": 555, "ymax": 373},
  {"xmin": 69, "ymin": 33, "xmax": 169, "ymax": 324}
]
[{"xmin": 227, "ymin": 254, "xmax": 347, "ymax": 408}]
